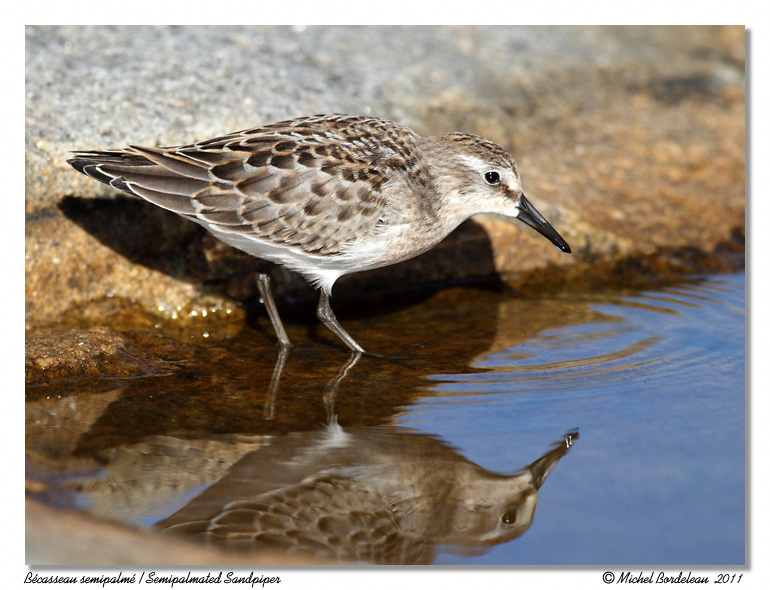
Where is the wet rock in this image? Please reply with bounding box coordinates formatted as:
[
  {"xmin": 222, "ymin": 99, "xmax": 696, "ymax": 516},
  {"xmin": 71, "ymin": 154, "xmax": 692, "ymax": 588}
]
[{"xmin": 25, "ymin": 326, "xmax": 180, "ymax": 385}]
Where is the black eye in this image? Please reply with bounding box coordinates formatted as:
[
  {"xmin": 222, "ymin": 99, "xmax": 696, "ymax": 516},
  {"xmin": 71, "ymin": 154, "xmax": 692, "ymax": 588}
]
[
  {"xmin": 501, "ymin": 509, "xmax": 517, "ymax": 525},
  {"xmin": 484, "ymin": 171, "xmax": 500, "ymax": 185}
]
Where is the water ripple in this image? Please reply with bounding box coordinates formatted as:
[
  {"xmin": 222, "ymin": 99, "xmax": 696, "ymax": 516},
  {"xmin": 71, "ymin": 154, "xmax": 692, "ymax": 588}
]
[{"xmin": 427, "ymin": 272, "xmax": 744, "ymax": 398}]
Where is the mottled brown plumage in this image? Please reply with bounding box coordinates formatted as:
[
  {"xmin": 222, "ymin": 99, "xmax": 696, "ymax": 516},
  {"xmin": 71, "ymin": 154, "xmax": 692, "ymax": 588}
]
[{"xmin": 69, "ymin": 114, "xmax": 570, "ymax": 352}]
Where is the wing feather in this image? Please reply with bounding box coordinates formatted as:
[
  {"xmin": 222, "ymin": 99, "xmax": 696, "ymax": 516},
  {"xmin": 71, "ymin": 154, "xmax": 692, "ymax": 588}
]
[{"xmin": 67, "ymin": 115, "xmax": 421, "ymax": 257}]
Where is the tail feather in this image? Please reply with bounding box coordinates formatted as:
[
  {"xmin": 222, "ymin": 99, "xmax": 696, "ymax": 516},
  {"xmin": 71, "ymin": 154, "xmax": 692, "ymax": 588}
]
[
  {"xmin": 67, "ymin": 150, "xmax": 155, "ymax": 190},
  {"xmin": 67, "ymin": 149, "xmax": 206, "ymax": 216}
]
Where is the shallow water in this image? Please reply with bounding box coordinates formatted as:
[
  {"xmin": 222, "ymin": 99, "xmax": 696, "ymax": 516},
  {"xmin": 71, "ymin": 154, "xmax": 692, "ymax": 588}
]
[
  {"xmin": 407, "ymin": 272, "xmax": 745, "ymax": 565},
  {"xmin": 26, "ymin": 272, "xmax": 745, "ymax": 565}
]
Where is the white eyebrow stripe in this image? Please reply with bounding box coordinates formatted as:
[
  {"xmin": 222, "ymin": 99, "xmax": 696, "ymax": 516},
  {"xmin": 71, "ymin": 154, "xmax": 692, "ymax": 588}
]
[{"xmin": 456, "ymin": 154, "xmax": 522, "ymax": 190}]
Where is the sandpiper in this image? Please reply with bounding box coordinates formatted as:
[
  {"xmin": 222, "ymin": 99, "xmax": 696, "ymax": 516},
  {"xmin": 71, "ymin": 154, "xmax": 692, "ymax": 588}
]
[{"xmin": 68, "ymin": 114, "xmax": 570, "ymax": 352}]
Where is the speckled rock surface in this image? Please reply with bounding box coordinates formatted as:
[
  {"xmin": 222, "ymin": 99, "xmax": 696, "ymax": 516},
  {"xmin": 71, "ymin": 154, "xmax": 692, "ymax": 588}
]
[
  {"xmin": 26, "ymin": 25, "xmax": 744, "ymax": 325},
  {"xmin": 24, "ymin": 326, "xmax": 181, "ymax": 385}
]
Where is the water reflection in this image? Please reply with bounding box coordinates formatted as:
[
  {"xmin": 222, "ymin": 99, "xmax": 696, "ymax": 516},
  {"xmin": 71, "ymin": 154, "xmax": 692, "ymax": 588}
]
[
  {"xmin": 264, "ymin": 350, "xmax": 364, "ymax": 422},
  {"xmin": 26, "ymin": 273, "xmax": 743, "ymax": 564},
  {"xmin": 27, "ymin": 333, "xmax": 579, "ymax": 564},
  {"xmin": 137, "ymin": 426, "xmax": 577, "ymax": 565}
]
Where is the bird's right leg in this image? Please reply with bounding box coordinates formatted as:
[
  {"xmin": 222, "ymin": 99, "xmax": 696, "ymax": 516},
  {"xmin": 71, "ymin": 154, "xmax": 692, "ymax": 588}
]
[{"xmin": 316, "ymin": 290, "xmax": 365, "ymax": 353}]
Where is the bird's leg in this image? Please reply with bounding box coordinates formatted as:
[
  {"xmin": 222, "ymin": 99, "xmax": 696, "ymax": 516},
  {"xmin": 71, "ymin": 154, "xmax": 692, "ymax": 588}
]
[
  {"xmin": 316, "ymin": 290, "xmax": 365, "ymax": 353},
  {"xmin": 264, "ymin": 347, "xmax": 289, "ymax": 421},
  {"xmin": 256, "ymin": 273, "xmax": 292, "ymax": 349},
  {"xmin": 323, "ymin": 350, "xmax": 362, "ymax": 424}
]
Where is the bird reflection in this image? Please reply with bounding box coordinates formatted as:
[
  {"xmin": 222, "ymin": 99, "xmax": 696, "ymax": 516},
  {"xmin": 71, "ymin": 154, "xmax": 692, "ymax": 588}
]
[{"xmin": 156, "ymin": 425, "xmax": 578, "ymax": 564}]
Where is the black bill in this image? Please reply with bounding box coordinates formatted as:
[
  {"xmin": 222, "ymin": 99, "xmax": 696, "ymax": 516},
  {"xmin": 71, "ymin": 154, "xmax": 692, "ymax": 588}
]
[{"xmin": 517, "ymin": 194, "xmax": 571, "ymax": 253}]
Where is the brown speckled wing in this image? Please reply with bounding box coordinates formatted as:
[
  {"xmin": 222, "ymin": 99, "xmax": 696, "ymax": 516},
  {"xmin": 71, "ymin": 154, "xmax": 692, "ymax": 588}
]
[{"xmin": 69, "ymin": 115, "xmax": 421, "ymax": 256}]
